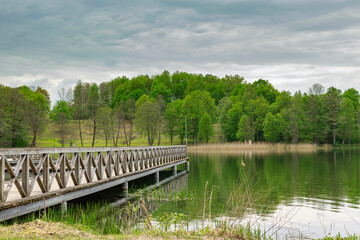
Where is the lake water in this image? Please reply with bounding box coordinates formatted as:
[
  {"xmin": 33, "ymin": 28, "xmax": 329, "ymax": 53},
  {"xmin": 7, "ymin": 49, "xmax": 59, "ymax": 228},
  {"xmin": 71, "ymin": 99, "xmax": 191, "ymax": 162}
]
[{"xmin": 152, "ymin": 150, "xmax": 360, "ymax": 239}]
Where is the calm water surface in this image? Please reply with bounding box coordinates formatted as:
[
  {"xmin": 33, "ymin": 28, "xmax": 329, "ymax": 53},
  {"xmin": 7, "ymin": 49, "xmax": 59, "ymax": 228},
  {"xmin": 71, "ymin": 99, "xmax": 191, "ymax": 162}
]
[{"xmin": 152, "ymin": 149, "xmax": 360, "ymax": 238}]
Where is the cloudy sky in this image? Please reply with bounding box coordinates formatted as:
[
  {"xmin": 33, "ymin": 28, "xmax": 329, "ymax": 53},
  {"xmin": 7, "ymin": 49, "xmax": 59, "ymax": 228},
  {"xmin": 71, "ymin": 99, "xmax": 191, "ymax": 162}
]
[{"xmin": 1, "ymin": 0, "xmax": 360, "ymax": 103}]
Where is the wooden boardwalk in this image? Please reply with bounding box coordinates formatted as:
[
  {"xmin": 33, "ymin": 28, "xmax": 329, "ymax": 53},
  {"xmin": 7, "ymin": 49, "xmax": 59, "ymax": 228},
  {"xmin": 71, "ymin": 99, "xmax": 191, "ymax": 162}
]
[{"xmin": 0, "ymin": 145, "xmax": 188, "ymax": 221}]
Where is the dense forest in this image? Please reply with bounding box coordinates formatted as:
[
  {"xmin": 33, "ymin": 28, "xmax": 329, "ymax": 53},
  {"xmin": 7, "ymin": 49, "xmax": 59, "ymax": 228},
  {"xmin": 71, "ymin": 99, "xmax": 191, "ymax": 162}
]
[{"xmin": 1, "ymin": 70, "xmax": 359, "ymax": 147}]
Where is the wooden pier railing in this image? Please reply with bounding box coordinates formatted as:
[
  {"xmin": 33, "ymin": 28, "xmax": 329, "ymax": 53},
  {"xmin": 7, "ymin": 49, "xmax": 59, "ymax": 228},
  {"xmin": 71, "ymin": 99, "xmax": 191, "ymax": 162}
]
[{"xmin": 0, "ymin": 145, "xmax": 187, "ymax": 203}]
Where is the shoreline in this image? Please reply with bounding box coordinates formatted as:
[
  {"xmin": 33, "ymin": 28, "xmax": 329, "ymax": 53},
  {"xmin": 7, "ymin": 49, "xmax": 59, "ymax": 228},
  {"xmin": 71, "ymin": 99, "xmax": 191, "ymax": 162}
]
[
  {"xmin": 188, "ymin": 142, "xmax": 333, "ymax": 155},
  {"xmin": 1, "ymin": 219, "xmax": 358, "ymax": 240}
]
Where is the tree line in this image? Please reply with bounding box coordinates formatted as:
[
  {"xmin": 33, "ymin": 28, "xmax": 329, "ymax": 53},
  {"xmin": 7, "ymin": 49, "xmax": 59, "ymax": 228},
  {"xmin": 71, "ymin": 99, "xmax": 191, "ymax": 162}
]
[{"xmin": 1, "ymin": 70, "xmax": 360, "ymax": 147}]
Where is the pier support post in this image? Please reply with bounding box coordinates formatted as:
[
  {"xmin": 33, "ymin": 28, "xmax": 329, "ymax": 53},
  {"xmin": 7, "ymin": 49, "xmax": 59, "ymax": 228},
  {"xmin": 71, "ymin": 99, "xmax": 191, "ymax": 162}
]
[
  {"xmin": 185, "ymin": 161, "xmax": 189, "ymax": 172},
  {"xmin": 122, "ymin": 181, "xmax": 128, "ymax": 198},
  {"xmin": 61, "ymin": 201, "xmax": 67, "ymax": 214},
  {"xmin": 155, "ymin": 171, "xmax": 159, "ymax": 184},
  {"xmin": 172, "ymin": 165, "xmax": 177, "ymax": 176}
]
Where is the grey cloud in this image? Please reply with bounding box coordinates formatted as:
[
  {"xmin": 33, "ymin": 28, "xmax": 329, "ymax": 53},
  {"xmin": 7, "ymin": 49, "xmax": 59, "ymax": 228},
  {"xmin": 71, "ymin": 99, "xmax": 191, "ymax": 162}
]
[{"xmin": 0, "ymin": 0, "xmax": 359, "ymax": 104}]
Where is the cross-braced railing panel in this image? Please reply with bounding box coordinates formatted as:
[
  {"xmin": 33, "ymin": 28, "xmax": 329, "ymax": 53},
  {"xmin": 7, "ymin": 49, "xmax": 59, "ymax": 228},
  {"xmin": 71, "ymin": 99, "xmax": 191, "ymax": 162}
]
[{"xmin": 0, "ymin": 145, "xmax": 187, "ymax": 203}]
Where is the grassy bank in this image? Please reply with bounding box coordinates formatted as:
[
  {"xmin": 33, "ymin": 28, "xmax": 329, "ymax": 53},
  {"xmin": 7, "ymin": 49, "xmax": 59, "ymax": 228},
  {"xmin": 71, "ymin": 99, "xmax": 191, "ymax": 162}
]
[
  {"xmin": 1, "ymin": 220, "xmax": 359, "ymax": 240},
  {"xmin": 0, "ymin": 219, "xmax": 272, "ymax": 240},
  {"xmin": 36, "ymin": 120, "xmax": 180, "ymax": 148}
]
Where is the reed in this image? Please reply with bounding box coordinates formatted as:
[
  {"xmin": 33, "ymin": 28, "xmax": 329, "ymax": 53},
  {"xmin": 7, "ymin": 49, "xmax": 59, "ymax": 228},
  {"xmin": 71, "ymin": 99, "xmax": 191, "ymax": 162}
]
[{"xmin": 188, "ymin": 142, "xmax": 332, "ymax": 155}]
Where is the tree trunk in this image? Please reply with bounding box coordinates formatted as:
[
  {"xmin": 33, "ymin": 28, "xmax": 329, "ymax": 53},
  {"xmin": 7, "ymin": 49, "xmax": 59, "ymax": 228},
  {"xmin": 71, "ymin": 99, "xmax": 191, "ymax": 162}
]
[
  {"xmin": 157, "ymin": 119, "xmax": 161, "ymax": 146},
  {"xmin": 92, "ymin": 119, "xmax": 96, "ymax": 147},
  {"xmin": 147, "ymin": 128, "xmax": 151, "ymax": 146},
  {"xmin": 333, "ymin": 124, "xmax": 336, "ymax": 144},
  {"xmin": 61, "ymin": 123, "xmax": 65, "ymax": 147},
  {"xmin": 129, "ymin": 121, "xmax": 133, "ymax": 146},
  {"xmin": 123, "ymin": 121, "xmax": 128, "ymax": 146},
  {"xmin": 111, "ymin": 121, "xmax": 115, "ymax": 146},
  {"xmin": 30, "ymin": 131, "xmax": 37, "ymax": 147},
  {"xmin": 78, "ymin": 119, "xmax": 83, "ymax": 147},
  {"xmin": 115, "ymin": 123, "xmax": 120, "ymax": 146},
  {"xmin": 170, "ymin": 135, "xmax": 173, "ymax": 145}
]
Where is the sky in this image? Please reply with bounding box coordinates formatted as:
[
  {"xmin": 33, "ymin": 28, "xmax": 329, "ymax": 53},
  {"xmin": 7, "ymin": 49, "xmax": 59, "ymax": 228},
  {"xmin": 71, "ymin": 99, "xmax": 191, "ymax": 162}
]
[{"xmin": 1, "ymin": 0, "xmax": 360, "ymax": 104}]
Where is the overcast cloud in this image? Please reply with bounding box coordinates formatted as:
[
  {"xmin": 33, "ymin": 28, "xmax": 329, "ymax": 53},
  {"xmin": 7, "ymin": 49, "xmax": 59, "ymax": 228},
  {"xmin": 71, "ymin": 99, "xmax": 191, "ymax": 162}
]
[{"xmin": 1, "ymin": 0, "xmax": 359, "ymax": 103}]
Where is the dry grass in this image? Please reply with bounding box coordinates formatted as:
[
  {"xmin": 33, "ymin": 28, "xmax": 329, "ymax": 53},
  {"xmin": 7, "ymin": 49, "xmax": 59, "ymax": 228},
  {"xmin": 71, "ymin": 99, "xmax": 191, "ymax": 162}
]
[
  {"xmin": 0, "ymin": 219, "xmax": 228, "ymax": 240},
  {"xmin": 0, "ymin": 219, "xmax": 99, "ymax": 239},
  {"xmin": 188, "ymin": 142, "xmax": 332, "ymax": 155}
]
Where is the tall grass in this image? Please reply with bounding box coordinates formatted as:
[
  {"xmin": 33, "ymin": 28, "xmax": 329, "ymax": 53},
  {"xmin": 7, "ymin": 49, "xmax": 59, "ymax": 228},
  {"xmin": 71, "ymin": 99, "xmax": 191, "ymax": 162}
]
[
  {"xmin": 189, "ymin": 142, "xmax": 332, "ymax": 155},
  {"xmin": 1, "ymin": 187, "xmax": 191, "ymax": 235}
]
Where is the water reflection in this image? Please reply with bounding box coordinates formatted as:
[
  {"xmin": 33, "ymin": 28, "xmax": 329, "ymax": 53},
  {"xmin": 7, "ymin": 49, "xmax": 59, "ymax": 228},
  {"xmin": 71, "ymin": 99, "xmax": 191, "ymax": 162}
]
[{"xmin": 153, "ymin": 149, "xmax": 360, "ymax": 238}]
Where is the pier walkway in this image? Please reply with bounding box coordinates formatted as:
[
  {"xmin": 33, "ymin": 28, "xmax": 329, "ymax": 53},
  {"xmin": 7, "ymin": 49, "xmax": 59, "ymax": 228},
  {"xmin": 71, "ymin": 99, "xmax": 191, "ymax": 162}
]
[{"xmin": 0, "ymin": 145, "xmax": 188, "ymax": 221}]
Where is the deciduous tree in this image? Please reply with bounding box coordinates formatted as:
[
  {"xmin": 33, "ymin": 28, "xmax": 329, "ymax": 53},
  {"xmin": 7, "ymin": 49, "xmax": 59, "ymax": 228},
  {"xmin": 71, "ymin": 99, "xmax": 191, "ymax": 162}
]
[
  {"xmin": 199, "ymin": 112, "xmax": 214, "ymax": 143},
  {"xmin": 88, "ymin": 83, "xmax": 100, "ymax": 147},
  {"xmin": 135, "ymin": 100, "xmax": 160, "ymax": 146}
]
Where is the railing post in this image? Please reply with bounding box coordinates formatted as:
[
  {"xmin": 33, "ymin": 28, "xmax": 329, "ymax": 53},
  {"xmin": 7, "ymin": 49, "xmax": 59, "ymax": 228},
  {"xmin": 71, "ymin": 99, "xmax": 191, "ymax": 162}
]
[
  {"xmin": 43, "ymin": 154, "xmax": 49, "ymax": 192},
  {"xmin": 75, "ymin": 153, "xmax": 80, "ymax": 185},
  {"xmin": 98, "ymin": 152, "xmax": 103, "ymax": 180},
  {"xmin": 60, "ymin": 153, "xmax": 66, "ymax": 188},
  {"xmin": 87, "ymin": 153, "xmax": 93, "ymax": 182},
  {"xmin": 22, "ymin": 154, "xmax": 29, "ymax": 197},
  {"xmin": 0, "ymin": 155, "xmax": 4, "ymax": 202}
]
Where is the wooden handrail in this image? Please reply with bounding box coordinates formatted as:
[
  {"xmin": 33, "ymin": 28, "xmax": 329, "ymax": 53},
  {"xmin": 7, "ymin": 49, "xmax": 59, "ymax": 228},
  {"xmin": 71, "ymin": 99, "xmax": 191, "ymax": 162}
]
[{"xmin": 0, "ymin": 145, "xmax": 187, "ymax": 203}]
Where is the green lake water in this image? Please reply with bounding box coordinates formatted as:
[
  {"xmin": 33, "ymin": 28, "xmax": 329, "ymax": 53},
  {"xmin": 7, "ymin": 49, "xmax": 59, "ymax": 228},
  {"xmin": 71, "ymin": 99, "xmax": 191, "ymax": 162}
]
[{"xmin": 152, "ymin": 150, "xmax": 360, "ymax": 238}]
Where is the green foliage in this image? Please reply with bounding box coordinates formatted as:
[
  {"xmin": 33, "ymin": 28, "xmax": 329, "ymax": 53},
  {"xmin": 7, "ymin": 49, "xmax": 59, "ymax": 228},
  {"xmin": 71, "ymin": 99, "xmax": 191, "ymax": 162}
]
[
  {"xmin": 96, "ymin": 107, "xmax": 113, "ymax": 146},
  {"xmin": 135, "ymin": 100, "xmax": 160, "ymax": 146},
  {"xmin": 164, "ymin": 100, "xmax": 181, "ymax": 145},
  {"xmin": 51, "ymin": 100, "xmax": 71, "ymax": 121},
  {"xmin": 4, "ymin": 71, "xmax": 360, "ymax": 147},
  {"xmin": 325, "ymin": 87, "xmax": 342, "ymax": 144},
  {"xmin": 18, "ymin": 86, "xmax": 50, "ymax": 146},
  {"xmin": 199, "ymin": 112, "xmax": 214, "ymax": 143},
  {"xmin": 1, "ymin": 86, "xmax": 32, "ymax": 147},
  {"xmin": 182, "ymin": 90, "xmax": 216, "ymax": 144},
  {"xmin": 222, "ymin": 103, "xmax": 243, "ymax": 142},
  {"xmin": 136, "ymin": 94, "xmax": 150, "ymax": 108},
  {"xmin": 111, "ymin": 84, "xmax": 126, "ymax": 108},
  {"xmin": 271, "ymin": 91, "xmax": 291, "ymax": 113},
  {"xmin": 150, "ymin": 80, "xmax": 171, "ymax": 103},
  {"xmin": 51, "ymin": 100, "xmax": 71, "ymax": 147},
  {"xmin": 302, "ymin": 87, "xmax": 328, "ymax": 144},
  {"xmin": 252, "ymin": 79, "xmax": 279, "ymax": 104},
  {"xmin": 244, "ymin": 96, "xmax": 269, "ymax": 141},
  {"xmin": 72, "ymin": 80, "xmax": 89, "ymax": 120},
  {"xmin": 88, "ymin": 83, "xmax": 100, "ymax": 118},
  {"xmin": 343, "ymin": 88, "xmax": 360, "ymax": 110},
  {"xmin": 236, "ymin": 114, "xmax": 254, "ymax": 142},
  {"xmin": 263, "ymin": 113, "xmax": 285, "ymax": 142},
  {"xmin": 128, "ymin": 89, "xmax": 144, "ymax": 101},
  {"xmin": 186, "ymin": 74, "xmax": 207, "ymax": 94},
  {"xmin": 88, "ymin": 83, "xmax": 100, "ymax": 147},
  {"xmin": 171, "ymin": 71, "xmax": 189, "ymax": 100},
  {"xmin": 338, "ymin": 98, "xmax": 356, "ymax": 144}
]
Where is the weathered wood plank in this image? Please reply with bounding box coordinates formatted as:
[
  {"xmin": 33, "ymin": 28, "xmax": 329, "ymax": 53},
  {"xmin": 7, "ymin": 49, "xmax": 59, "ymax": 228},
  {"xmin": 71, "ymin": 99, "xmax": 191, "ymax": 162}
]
[{"xmin": 0, "ymin": 145, "xmax": 187, "ymax": 205}]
